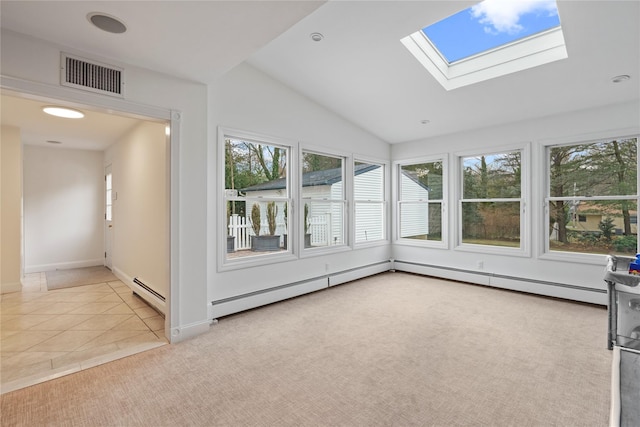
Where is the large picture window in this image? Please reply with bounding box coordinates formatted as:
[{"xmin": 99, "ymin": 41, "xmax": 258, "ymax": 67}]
[
  {"xmin": 223, "ymin": 136, "xmax": 290, "ymax": 262},
  {"xmin": 354, "ymin": 161, "xmax": 386, "ymax": 243},
  {"xmin": 398, "ymin": 160, "xmax": 443, "ymax": 243},
  {"xmin": 460, "ymin": 150, "xmax": 522, "ymax": 248},
  {"xmin": 546, "ymin": 137, "xmax": 638, "ymax": 256},
  {"xmin": 302, "ymin": 151, "xmax": 346, "ymax": 249}
]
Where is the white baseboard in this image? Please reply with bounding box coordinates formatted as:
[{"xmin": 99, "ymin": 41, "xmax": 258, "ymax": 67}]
[
  {"xmin": 328, "ymin": 261, "xmax": 392, "ymax": 287},
  {"xmin": 394, "ymin": 260, "xmax": 607, "ymax": 305},
  {"xmin": 210, "ymin": 277, "xmax": 328, "ymax": 319},
  {"xmin": 24, "ymin": 259, "xmax": 104, "ymax": 274},
  {"xmin": 395, "ymin": 262, "xmax": 491, "ymax": 286},
  {"xmin": 111, "ymin": 267, "xmax": 166, "ymax": 315},
  {"xmin": 210, "ymin": 262, "xmax": 393, "ymax": 320},
  {"xmin": 1, "ymin": 281, "xmax": 22, "ymax": 294}
]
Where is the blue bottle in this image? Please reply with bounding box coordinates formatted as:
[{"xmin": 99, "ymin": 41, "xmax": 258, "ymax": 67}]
[{"xmin": 629, "ymin": 254, "xmax": 640, "ymax": 275}]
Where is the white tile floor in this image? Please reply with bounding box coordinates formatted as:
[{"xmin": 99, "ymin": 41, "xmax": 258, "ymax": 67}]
[{"xmin": 1, "ymin": 272, "xmax": 167, "ymax": 394}]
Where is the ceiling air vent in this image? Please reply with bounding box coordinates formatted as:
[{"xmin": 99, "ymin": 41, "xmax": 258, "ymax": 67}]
[{"xmin": 61, "ymin": 53, "xmax": 124, "ymax": 98}]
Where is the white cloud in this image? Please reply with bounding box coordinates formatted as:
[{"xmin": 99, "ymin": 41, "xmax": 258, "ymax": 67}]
[{"xmin": 470, "ymin": 0, "xmax": 558, "ymax": 35}]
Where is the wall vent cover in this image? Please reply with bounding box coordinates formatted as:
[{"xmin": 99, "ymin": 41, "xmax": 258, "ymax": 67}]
[{"xmin": 61, "ymin": 53, "xmax": 125, "ymax": 98}]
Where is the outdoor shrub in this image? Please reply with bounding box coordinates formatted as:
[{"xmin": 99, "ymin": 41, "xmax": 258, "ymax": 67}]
[
  {"xmin": 613, "ymin": 235, "xmax": 637, "ymax": 253},
  {"xmin": 267, "ymin": 201, "xmax": 278, "ymax": 236},
  {"xmin": 251, "ymin": 203, "xmax": 261, "ymax": 236},
  {"xmin": 598, "ymin": 217, "xmax": 615, "ymax": 241}
]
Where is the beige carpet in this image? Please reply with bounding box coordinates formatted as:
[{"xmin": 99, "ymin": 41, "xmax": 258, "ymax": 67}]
[
  {"xmin": 0, "ymin": 272, "xmax": 611, "ymax": 426},
  {"xmin": 45, "ymin": 266, "xmax": 117, "ymax": 290}
]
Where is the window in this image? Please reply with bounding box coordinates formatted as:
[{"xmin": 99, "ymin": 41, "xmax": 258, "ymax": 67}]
[
  {"xmin": 546, "ymin": 137, "xmax": 638, "ymax": 256},
  {"xmin": 422, "ymin": 0, "xmax": 561, "ymax": 63},
  {"xmin": 105, "ymin": 169, "xmax": 113, "ymax": 221},
  {"xmin": 223, "ymin": 135, "xmax": 290, "ymax": 262},
  {"xmin": 302, "ymin": 151, "xmax": 346, "ymax": 249},
  {"xmin": 460, "ymin": 150, "xmax": 522, "ymax": 249},
  {"xmin": 354, "ymin": 161, "xmax": 386, "ymax": 244},
  {"xmin": 401, "ymin": 0, "xmax": 567, "ymax": 90},
  {"xmin": 398, "ymin": 160, "xmax": 444, "ymax": 244}
]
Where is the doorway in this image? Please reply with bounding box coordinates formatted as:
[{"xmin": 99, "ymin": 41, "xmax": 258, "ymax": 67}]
[
  {"xmin": 2, "ymin": 91, "xmax": 171, "ymax": 392},
  {"xmin": 2, "ymin": 87, "xmax": 175, "ymax": 330}
]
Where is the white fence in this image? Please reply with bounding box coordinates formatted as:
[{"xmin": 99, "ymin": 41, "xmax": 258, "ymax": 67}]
[
  {"xmin": 227, "ymin": 214, "xmax": 331, "ymax": 250},
  {"xmin": 308, "ymin": 215, "xmax": 332, "ymax": 246}
]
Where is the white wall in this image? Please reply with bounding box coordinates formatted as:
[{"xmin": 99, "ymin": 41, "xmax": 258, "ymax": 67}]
[
  {"xmin": 105, "ymin": 121, "xmax": 169, "ymax": 301},
  {"xmin": 1, "ymin": 125, "xmax": 22, "ymax": 293},
  {"xmin": 208, "ymin": 63, "xmax": 391, "ymax": 315},
  {"xmin": 391, "ymin": 101, "xmax": 640, "ymax": 304},
  {"xmin": 23, "ymin": 145, "xmax": 104, "ymax": 272},
  {"xmin": 2, "ymin": 29, "xmax": 208, "ymax": 341}
]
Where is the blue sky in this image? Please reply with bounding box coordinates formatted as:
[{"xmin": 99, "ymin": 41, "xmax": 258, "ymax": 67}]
[{"xmin": 422, "ymin": 0, "xmax": 561, "ymax": 63}]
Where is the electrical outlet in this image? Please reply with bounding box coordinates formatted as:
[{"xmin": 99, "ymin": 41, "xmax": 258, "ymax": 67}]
[{"xmin": 477, "ymin": 261, "xmax": 484, "ymax": 270}]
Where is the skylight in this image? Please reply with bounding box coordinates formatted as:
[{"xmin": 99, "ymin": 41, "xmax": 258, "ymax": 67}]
[{"xmin": 401, "ymin": 0, "xmax": 567, "ymax": 90}]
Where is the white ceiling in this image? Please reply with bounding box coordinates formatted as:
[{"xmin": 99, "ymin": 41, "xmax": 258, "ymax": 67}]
[
  {"xmin": 1, "ymin": 1, "xmax": 639, "ymax": 148},
  {"xmin": 1, "ymin": 94, "xmax": 146, "ymax": 150},
  {"xmin": 247, "ymin": 0, "xmax": 640, "ymax": 143}
]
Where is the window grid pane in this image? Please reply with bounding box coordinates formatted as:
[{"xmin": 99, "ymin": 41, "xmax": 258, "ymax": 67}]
[
  {"xmin": 461, "ymin": 201, "xmax": 520, "ymax": 247},
  {"xmin": 355, "ymin": 202, "xmax": 385, "ymax": 243},
  {"xmin": 303, "ymin": 200, "xmax": 345, "ymax": 248},
  {"xmin": 397, "ymin": 201, "xmax": 442, "ymax": 241},
  {"xmin": 462, "ymin": 151, "xmax": 521, "ymax": 199}
]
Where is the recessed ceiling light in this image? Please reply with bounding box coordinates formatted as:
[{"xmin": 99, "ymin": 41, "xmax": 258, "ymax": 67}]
[
  {"xmin": 420, "ymin": 119, "xmax": 431, "ymax": 125},
  {"xmin": 611, "ymin": 75, "xmax": 631, "ymax": 83},
  {"xmin": 46, "ymin": 140, "xmax": 63, "ymax": 145},
  {"xmin": 42, "ymin": 106, "xmax": 85, "ymax": 119},
  {"xmin": 310, "ymin": 32, "xmax": 324, "ymax": 42},
  {"xmin": 88, "ymin": 12, "xmax": 127, "ymax": 34}
]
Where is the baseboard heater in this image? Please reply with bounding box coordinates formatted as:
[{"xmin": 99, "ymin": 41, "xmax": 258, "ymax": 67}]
[
  {"xmin": 393, "ymin": 260, "xmax": 606, "ymax": 304},
  {"xmin": 133, "ymin": 277, "xmax": 166, "ymax": 302},
  {"xmin": 210, "ymin": 260, "xmax": 391, "ymax": 319}
]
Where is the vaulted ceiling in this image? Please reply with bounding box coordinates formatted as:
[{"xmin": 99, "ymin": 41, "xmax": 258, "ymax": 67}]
[{"xmin": 1, "ymin": 1, "xmax": 638, "ymax": 148}]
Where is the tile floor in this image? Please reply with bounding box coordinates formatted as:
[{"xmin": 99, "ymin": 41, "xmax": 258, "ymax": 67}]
[{"xmin": 1, "ymin": 272, "xmax": 167, "ymax": 394}]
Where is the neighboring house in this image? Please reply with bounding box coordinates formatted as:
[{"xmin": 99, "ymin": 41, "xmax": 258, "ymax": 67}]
[
  {"xmin": 238, "ymin": 164, "xmax": 430, "ymax": 245},
  {"xmin": 550, "ymin": 202, "xmax": 638, "ymax": 241},
  {"xmin": 569, "ymin": 202, "xmax": 638, "ymax": 235}
]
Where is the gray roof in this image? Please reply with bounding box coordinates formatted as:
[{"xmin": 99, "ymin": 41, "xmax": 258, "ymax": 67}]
[
  {"xmin": 242, "ymin": 163, "xmax": 432, "ymax": 193},
  {"xmin": 242, "ymin": 163, "xmax": 379, "ymax": 192}
]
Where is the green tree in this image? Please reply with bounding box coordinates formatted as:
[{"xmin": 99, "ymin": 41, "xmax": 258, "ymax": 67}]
[
  {"xmin": 598, "ymin": 216, "xmax": 615, "ymax": 241},
  {"xmin": 303, "ymin": 152, "xmax": 341, "ymax": 173}
]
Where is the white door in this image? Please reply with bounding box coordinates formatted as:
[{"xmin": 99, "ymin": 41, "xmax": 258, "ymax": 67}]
[{"xmin": 105, "ymin": 164, "xmax": 113, "ymax": 270}]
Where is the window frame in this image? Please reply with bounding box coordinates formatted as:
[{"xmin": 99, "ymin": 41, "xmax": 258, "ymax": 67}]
[
  {"xmin": 218, "ymin": 127, "xmax": 298, "ymax": 271},
  {"xmin": 299, "ymin": 146, "xmax": 352, "ymax": 256},
  {"xmin": 394, "ymin": 154, "xmax": 449, "ymax": 249},
  {"xmin": 541, "ymin": 134, "xmax": 639, "ymax": 263},
  {"xmin": 353, "ymin": 157, "xmax": 389, "ymax": 247},
  {"xmin": 455, "ymin": 144, "xmax": 530, "ymax": 257},
  {"xmin": 401, "ymin": 18, "xmax": 567, "ymax": 90}
]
